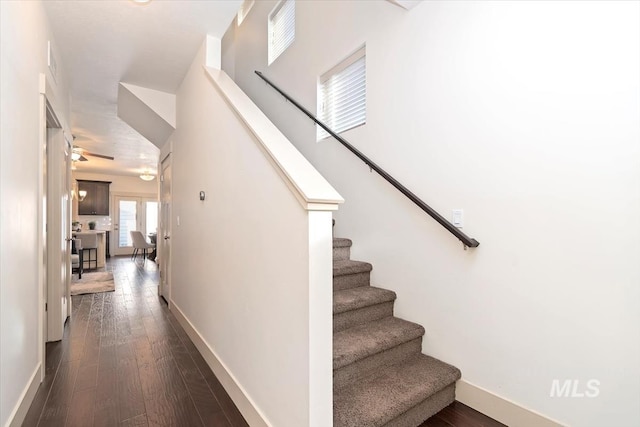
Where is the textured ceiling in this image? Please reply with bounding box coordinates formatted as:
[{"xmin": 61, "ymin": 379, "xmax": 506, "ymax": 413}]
[{"xmin": 43, "ymin": 0, "xmax": 242, "ymax": 177}]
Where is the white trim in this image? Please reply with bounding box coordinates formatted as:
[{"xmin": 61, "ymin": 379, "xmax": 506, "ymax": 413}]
[
  {"xmin": 170, "ymin": 302, "xmax": 271, "ymax": 427},
  {"xmin": 456, "ymin": 380, "xmax": 566, "ymax": 427},
  {"xmin": 307, "ymin": 211, "xmax": 333, "ymax": 427},
  {"xmin": 204, "ymin": 67, "xmax": 343, "ymax": 211},
  {"xmin": 5, "ymin": 364, "xmax": 41, "ymax": 427},
  {"xmin": 38, "ymin": 90, "xmax": 47, "ymax": 383},
  {"xmin": 157, "ymin": 153, "xmax": 172, "ymax": 305}
]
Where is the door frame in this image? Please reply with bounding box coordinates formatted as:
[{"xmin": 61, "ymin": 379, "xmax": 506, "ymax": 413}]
[
  {"xmin": 38, "ymin": 73, "xmax": 71, "ymax": 379},
  {"xmin": 38, "ymin": 90, "xmax": 48, "ymax": 380},
  {"xmin": 158, "ymin": 152, "xmax": 172, "ymax": 305},
  {"xmin": 45, "ymin": 107, "xmax": 71, "ymax": 343},
  {"xmin": 111, "ymin": 192, "xmax": 158, "ymax": 256}
]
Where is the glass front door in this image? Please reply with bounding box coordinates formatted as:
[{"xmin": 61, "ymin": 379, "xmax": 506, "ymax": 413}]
[{"xmin": 113, "ymin": 196, "xmax": 158, "ymax": 256}]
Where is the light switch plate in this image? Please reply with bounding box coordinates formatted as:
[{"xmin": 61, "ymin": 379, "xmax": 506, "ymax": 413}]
[{"xmin": 452, "ymin": 209, "xmax": 463, "ymax": 228}]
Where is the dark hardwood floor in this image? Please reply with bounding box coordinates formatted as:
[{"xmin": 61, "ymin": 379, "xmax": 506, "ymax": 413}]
[
  {"xmin": 421, "ymin": 401, "xmax": 506, "ymax": 427},
  {"xmin": 23, "ymin": 256, "xmax": 504, "ymax": 427},
  {"xmin": 23, "ymin": 256, "xmax": 249, "ymax": 427}
]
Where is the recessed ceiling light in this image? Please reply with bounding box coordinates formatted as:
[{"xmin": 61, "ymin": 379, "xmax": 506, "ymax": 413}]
[{"xmin": 132, "ymin": 0, "xmax": 151, "ymax": 4}]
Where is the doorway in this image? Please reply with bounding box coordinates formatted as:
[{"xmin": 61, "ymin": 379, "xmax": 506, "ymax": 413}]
[
  {"xmin": 112, "ymin": 195, "xmax": 158, "ymax": 256},
  {"xmin": 159, "ymin": 154, "xmax": 172, "ymax": 302},
  {"xmin": 45, "ymin": 101, "xmax": 72, "ymax": 343}
]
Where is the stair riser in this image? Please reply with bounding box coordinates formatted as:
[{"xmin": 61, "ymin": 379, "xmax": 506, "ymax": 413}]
[
  {"xmin": 334, "ymin": 272, "xmax": 370, "ymax": 291},
  {"xmin": 333, "ymin": 246, "xmax": 350, "ymax": 261},
  {"xmin": 383, "ymin": 384, "xmax": 456, "ymax": 427},
  {"xmin": 334, "ymin": 338, "xmax": 422, "ymax": 391},
  {"xmin": 334, "ymin": 302, "xmax": 394, "ymax": 333}
]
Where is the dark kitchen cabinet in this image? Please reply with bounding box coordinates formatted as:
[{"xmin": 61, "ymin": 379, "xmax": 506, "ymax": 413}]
[{"xmin": 77, "ymin": 180, "xmax": 111, "ymax": 215}]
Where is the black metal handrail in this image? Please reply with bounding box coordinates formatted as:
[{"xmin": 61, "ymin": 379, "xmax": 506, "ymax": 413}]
[{"xmin": 255, "ymin": 70, "xmax": 479, "ymax": 248}]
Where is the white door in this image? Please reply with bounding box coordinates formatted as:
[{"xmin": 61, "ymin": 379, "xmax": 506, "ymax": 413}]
[
  {"xmin": 113, "ymin": 196, "xmax": 158, "ymax": 256},
  {"xmin": 46, "ymin": 118, "xmax": 71, "ymax": 341},
  {"xmin": 62, "ymin": 138, "xmax": 71, "ymax": 319},
  {"xmin": 114, "ymin": 197, "xmax": 137, "ymax": 256},
  {"xmin": 159, "ymin": 155, "xmax": 171, "ymax": 301}
]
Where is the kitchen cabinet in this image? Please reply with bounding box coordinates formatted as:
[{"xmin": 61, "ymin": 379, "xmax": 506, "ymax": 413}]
[{"xmin": 77, "ymin": 180, "xmax": 111, "ymax": 215}]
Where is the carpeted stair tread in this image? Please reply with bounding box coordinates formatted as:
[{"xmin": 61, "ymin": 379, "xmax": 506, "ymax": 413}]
[
  {"xmin": 334, "ymin": 286, "xmax": 396, "ymax": 315},
  {"xmin": 334, "ymin": 259, "xmax": 372, "ymax": 277},
  {"xmin": 332, "ymin": 236, "xmax": 462, "ymax": 426},
  {"xmin": 334, "ymin": 354, "xmax": 462, "ymax": 427},
  {"xmin": 333, "ymin": 285, "xmax": 396, "ymax": 332},
  {"xmin": 333, "ymin": 238, "xmax": 353, "ymax": 248},
  {"xmin": 334, "ymin": 317, "xmax": 425, "ymax": 370},
  {"xmin": 333, "ymin": 238, "xmax": 353, "ymax": 261}
]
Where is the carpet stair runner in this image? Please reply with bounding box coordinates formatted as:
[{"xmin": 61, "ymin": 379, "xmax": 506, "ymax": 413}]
[{"xmin": 333, "ymin": 237, "xmax": 461, "ymax": 427}]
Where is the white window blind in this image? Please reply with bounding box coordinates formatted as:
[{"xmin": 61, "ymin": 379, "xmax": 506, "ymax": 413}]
[
  {"xmin": 268, "ymin": 0, "xmax": 295, "ymax": 65},
  {"xmin": 317, "ymin": 46, "xmax": 366, "ymax": 141}
]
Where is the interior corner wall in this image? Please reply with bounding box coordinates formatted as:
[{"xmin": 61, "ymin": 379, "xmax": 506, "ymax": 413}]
[
  {"xmin": 170, "ymin": 41, "xmax": 312, "ymax": 426},
  {"xmin": 0, "ymin": 1, "xmax": 70, "ymax": 425},
  {"xmin": 222, "ymin": 1, "xmax": 640, "ymax": 426}
]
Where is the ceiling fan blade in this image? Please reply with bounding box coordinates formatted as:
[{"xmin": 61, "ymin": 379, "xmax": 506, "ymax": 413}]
[
  {"xmin": 78, "ymin": 155, "xmax": 88, "ymax": 161},
  {"xmin": 84, "ymin": 152, "xmax": 114, "ymax": 160}
]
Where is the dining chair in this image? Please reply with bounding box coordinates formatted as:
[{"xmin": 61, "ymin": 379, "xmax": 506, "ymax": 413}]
[{"xmin": 130, "ymin": 230, "xmax": 155, "ymax": 262}]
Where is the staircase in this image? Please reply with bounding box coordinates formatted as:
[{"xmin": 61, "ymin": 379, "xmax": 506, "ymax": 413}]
[{"xmin": 333, "ymin": 238, "xmax": 461, "ymax": 427}]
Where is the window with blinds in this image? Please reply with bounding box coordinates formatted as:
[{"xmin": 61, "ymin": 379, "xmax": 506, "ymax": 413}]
[
  {"xmin": 317, "ymin": 46, "xmax": 366, "ymax": 141},
  {"xmin": 268, "ymin": 0, "xmax": 295, "ymax": 65}
]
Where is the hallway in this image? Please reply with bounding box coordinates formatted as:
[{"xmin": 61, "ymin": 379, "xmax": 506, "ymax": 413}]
[{"xmin": 23, "ymin": 257, "xmax": 249, "ymax": 427}]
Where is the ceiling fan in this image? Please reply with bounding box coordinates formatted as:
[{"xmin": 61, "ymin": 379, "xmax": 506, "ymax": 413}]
[
  {"xmin": 71, "ymin": 135, "xmax": 114, "ymax": 161},
  {"xmin": 71, "ymin": 147, "xmax": 115, "ymax": 162}
]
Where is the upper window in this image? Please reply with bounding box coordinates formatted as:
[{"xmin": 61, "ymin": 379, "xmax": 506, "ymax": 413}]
[
  {"xmin": 268, "ymin": 0, "xmax": 295, "ymax": 65},
  {"xmin": 317, "ymin": 46, "xmax": 366, "ymax": 141}
]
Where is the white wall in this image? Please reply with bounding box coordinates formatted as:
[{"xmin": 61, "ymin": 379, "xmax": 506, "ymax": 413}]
[
  {"xmin": 170, "ymin": 41, "xmax": 337, "ymax": 426},
  {"xmin": 0, "ymin": 1, "xmax": 70, "ymax": 425},
  {"xmin": 223, "ymin": 1, "xmax": 640, "ymax": 426}
]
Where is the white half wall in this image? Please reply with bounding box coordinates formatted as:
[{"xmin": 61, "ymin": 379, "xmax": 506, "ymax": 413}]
[
  {"xmin": 170, "ymin": 40, "xmax": 339, "ymax": 426},
  {"xmin": 0, "ymin": 1, "xmax": 70, "ymax": 426},
  {"xmin": 222, "ymin": 1, "xmax": 640, "ymax": 426}
]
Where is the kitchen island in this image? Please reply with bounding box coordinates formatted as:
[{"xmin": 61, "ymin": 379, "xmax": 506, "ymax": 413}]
[{"xmin": 73, "ymin": 230, "xmax": 107, "ymax": 269}]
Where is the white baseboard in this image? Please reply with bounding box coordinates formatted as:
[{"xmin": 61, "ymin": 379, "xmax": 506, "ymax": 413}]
[
  {"xmin": 5, "ymin": 364, "xmax": 41, "ymax": 427},
  {"xmin": 456, "ymin": 379, "xmax": 566, "ymax": 427},
  {"xmin": 170, "ymin": 301, "xmax": 271, "ymax": 427}
]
